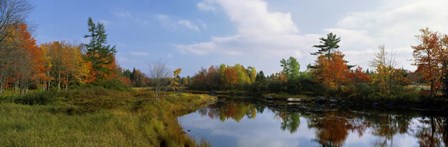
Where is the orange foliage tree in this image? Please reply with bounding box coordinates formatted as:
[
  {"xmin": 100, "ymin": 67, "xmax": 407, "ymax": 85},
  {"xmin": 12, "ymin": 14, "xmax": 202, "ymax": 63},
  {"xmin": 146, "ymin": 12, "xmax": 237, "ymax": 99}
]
[
  {"xmin": 412, "ymin": 28, "xmax": 443, "ymax": 97},
  {"xmin": 224, "ymin": 66, "xmax": 238, "ymax": 87},
  {"xmin": 348, "ymin": 66, "xmax": 371, "ymax": 84},
  {"xmin": 314, "ymin": 51, "xmax": 350, "ymax": 93},
  {"xmin": 0, "ymin": 24, "xmax": 46, "ymax": 94},
  {"xmin": 190, "ymin": 64, "xmax": 256, "ymax": 90}
]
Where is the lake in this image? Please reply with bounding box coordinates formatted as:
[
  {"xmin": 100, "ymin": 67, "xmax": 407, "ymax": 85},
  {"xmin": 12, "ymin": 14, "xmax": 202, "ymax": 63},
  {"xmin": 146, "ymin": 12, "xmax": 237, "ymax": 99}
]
[{"xmin": 178, "ymin": 99, "xmax": 448, "ymax": 147}]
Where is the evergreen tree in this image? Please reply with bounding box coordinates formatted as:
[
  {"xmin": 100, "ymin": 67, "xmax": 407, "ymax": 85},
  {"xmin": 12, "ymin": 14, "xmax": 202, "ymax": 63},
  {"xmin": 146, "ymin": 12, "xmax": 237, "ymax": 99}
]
[
  {"xmin": 311, "ymin": 32, "xmax": 341, "ymax": 59},
  {"xmin": 311, "ymin": 32, "xmax": 355, "ymax": 69},
  {"xmin": 256, "ymin": 71, "xmax": 266, "ymax": 81},
  {"xmin": 83, "ymin": 17, "xmax": 117, "ymax": 82}
]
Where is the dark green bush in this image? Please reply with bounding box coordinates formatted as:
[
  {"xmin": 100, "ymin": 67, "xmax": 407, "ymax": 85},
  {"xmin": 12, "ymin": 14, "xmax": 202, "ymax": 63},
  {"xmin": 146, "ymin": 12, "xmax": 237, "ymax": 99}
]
[
  {"xmin": 14, "ymin": 91, "xmax": 56, "ymax": 105},
  {"xmin": 95, "ymin": 79, "xmax": 130, "ymax": 91}
]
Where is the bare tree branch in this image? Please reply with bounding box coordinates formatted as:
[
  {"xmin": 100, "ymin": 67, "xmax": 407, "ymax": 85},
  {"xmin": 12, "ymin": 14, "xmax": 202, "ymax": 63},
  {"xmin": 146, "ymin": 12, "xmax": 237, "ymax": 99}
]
[
  {"xmin": 148, "ymin": 59, "xmax": 171, "ymax": 98},
  {"xmin": 0, "ymin": 0, "xmax": 32, "ymax": 43}
]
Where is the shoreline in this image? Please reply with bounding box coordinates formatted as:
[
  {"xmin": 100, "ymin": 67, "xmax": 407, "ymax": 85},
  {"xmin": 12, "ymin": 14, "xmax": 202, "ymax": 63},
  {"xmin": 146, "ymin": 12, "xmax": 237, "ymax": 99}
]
[
  {"xmin": 0, "ymin": 88, "xmax": 217, "ymax": 146},
  {"xmin": 186, "ymin": 90, "xmax": 448, "ymax": 112}
]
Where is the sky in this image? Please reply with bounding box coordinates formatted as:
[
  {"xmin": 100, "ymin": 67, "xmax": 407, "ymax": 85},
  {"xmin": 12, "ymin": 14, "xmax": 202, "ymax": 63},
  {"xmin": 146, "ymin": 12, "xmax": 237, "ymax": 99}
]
[{"xmin": 29, "ymin": 0, "xmax": 448, "ymax": 76}]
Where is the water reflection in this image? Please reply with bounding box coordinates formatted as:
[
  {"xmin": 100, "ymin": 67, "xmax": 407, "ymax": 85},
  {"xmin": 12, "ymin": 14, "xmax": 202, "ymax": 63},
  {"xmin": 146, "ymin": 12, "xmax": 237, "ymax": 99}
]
[
  {"xmin": 309, "ymin": 111, "xmax": 355, "ymax": 146},
  {"xmin": 179, "ymin": 100, "xmax": 448, "ymax": 147},
  {"xmin": 415, "ymin": 117, "xmax": 448, "ymax": 147},
  {"xmin": 277, "ymin": 111, "xmax": 300, "ymax": 133}
]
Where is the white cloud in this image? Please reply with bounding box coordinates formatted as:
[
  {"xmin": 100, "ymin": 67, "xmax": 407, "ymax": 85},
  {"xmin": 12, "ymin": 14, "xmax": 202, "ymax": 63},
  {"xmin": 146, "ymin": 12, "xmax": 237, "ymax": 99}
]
[
  {"xmin": 177, "ymin": 20, "xmax": 201, "ymax": 32},
  {"xmin": 178, "ymin": 0, "xmax": 315, "ymax": 73},
  {"xmin": 179, "ymin": 0, "xmax": 448, "ymax": 73},
  {"xmin": 155, "ymin": 14, "xmax": 204, "ymax": 32},
  {"xmin": 176, "ymin": 41, "xmax": 217, "ymax": 55},
  {"xmin": 330, "ymin": 0, "xmax": 448, "ymax": 70},
  {"xmin": 197, "ymin": 0, "xmax": 217, "ymax": 12},
  {"xmin": 217, "ymin": 0, "xmax": 298, "ymax": 35}
]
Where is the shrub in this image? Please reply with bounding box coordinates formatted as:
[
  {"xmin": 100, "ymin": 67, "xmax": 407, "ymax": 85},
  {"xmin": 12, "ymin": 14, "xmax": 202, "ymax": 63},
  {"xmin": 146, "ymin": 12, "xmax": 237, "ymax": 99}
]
[
  {"xmin": 95, "ymin": 79, "xmax": 130, "ymax": 91},
  {"xmin": 14, "ymin": 91, "xmax": 56, "ymax": 105}
]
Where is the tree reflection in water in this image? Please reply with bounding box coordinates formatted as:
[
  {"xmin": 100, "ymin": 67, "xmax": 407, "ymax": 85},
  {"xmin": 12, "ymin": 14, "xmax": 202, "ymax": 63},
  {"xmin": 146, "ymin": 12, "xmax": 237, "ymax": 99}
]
[
  {"xmin": 275, "ymin": 111, "xmax": 300, "ymax": 133},
  {"xmin": 192, "ymin": 100, "xmax": 448, "ymax": 147},
  {"xmin": 369, "ymin": 113, "xmax": 411, "ymax": 146},
  {"xmin": 198, "ymin": 100, "xmax": 259, "ymax": 122},
  {"xmin": 306, "ymin": 111, "xmax": 364, "ymax": 147},
  {"xmin": 415, "ymin": 117, "xmax": 448, "ymax": 147}
]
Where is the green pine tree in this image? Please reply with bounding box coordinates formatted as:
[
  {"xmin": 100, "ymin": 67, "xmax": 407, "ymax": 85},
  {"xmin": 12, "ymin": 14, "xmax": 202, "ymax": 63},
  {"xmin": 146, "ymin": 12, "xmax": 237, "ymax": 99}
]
[
  {"xmin": 84, "ymin": 17, "xmax": 117, "ymax": 81},
  {"xmin": 311, "ymin": 32, "xmax": 341, "ymax": 59}
]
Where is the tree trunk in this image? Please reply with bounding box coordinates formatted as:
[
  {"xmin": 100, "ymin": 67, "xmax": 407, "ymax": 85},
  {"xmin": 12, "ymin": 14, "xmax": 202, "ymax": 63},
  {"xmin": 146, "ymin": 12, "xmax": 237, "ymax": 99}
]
[
  {"xmin": 442, "ymin": 62, "xmax": 448, "ymax": 97},
  {"xmin": 0, "ymin": 82, "xmax": 3, "ymax": 94},
  {"xmin": 15, "ymin": 80, "xmax": 19, "ymax": 93},
  {"xmin": 428, "ymin": 51, "xmax": 436, "ymax": 98},
  {"xmin": 46, "ymin": 70, "xmax": 51, "ymax": 90},
  {"xmin": 65, "ymin": 75, "xmax": 69, "ymax": 91},
  {"xmin": 57, "ymin": 72, "xmax": 61, "ymax": 91}
]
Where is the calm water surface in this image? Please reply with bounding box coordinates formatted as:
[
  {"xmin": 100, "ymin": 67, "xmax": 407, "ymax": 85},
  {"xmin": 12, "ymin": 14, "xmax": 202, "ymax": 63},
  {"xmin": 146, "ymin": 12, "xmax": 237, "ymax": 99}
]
[{"xmin": 178, "ymin": 99, "xmax": 448, "ymax": 147}]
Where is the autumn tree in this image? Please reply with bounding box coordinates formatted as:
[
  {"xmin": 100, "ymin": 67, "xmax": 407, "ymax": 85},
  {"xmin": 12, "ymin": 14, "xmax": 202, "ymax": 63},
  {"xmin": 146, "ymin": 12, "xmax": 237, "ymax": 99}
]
[
  {"xmin": 234, "ymin": 64, "xmax": 252, "ymax": 85},
  {"xmin": 370, "ymin": 45, "xmax": 397, "ymax": 95},
  {"xmin": 247, "ymin": 66, "xmax": 257, "ymax": 83},
  {"xmin": 224, "ymin": 66, "xmax": 238, "ymax": 88},
  {"xmin": 128, "ymin": 68, "xmax": 150, "ymax": 87},
  {"xmin": 40, "ymin": 41, "xmax": 91, "ymax": 90},
  {"xmin": 313, "ymin": 51, "xmax": 350, "ymax": 93},
  {"xmin": 171, "ymin": 68, "xmax": 182, "ymax": 92},
  {"xmin": 83, "ymin": 17, "xmax": 118, "ymax": 82},
  {"xmin": 191, "ymin": 68, "xmax": 207, "ymax": 90},
  {"xmin": 206, "ymin": 66, "xmax": 222, "ymax": 90},
  {"xmin": 189, "ymin": 64, "xmax": 256, "ymax": 90},
  {"xmin": 0, "ymin": 25, "xmax": 16, "ymax": 93},
  {"xmin": 0, "ymin": 24, "xmax": 44, "ymax": 94},
  {"xmin": 412, "ymin": 28, "xmax": 443, "ymax": 98},
  {"xmin": 0, "ymin": 0, "xmax": 33, "ymax": 93},
  {"xmin": 348, "ymin": 66, "xmax": 371, "ymax": 84}
]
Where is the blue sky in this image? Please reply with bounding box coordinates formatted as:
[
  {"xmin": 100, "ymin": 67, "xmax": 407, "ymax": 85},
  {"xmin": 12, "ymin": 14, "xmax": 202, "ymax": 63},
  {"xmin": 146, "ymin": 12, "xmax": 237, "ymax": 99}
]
[{"xmin": 29, "ymin": 0, "xmax": 448, "ymax": 76}]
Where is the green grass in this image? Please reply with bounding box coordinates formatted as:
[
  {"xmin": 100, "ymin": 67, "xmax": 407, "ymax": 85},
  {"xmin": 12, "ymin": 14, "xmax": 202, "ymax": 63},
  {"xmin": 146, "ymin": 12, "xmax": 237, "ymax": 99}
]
[{"xmin": 0, "ymin": 87, "xmax": 216, "ymax": 146}]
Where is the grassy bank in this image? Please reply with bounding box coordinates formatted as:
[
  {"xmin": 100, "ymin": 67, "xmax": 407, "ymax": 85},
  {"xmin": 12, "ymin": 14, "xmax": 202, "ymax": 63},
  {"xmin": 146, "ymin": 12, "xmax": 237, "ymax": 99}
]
[{"xmin": 0, "ymin": 88, "xmax": 216, "ymax": 146}]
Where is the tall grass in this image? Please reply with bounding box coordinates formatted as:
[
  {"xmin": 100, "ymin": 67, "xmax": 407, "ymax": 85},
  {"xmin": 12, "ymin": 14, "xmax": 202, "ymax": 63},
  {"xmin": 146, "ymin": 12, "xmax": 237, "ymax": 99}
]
[{"xmin": 0, "ymin": 87, "xmax": 216, "ymax": 146}]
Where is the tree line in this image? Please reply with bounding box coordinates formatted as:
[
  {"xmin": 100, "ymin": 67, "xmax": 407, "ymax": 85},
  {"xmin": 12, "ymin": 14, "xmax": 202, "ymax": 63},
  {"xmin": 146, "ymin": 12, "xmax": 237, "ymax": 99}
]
[{"xmin": 187, "ymin": 29, "xmax": 448, "ymax": 100}]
